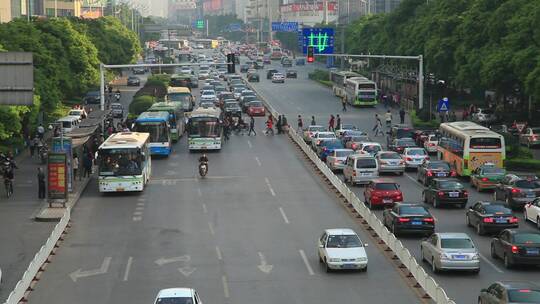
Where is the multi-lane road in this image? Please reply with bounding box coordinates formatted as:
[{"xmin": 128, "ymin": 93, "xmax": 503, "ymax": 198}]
[
  {"xmin": 248, "ymin": 58, "xmax": 540, "ymax": 303},
  {"xmin": 27, "ymin": 64, "xmax": 420, "ymax": 304}
]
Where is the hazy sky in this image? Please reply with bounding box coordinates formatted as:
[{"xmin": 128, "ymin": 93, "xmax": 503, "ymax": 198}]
[{"xmin": 126, "ymin": 0, "xmax": 167, "ymax": 17}]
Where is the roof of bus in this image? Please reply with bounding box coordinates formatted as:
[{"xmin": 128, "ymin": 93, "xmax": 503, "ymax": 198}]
[
  {"xmin": 167, "ymin": 87, "xmax": 191, "ymax": 94},
  {"xmin": 189, "ymin": 106, "xmax": 221, "ymax": 118},
  {"xmin": 149, "ymin": 102, "xmax": 183, "ymax": 111},
  {"xmin": 135, "ymin": 111, "xmax": 170, "ymax": 122},
  {"xmin": 347, "ymin": 76, "xmax": 372, "ymax": 83},
  {"xmin": 99, "ymin": 132, "xmax": 149, "ymax": 149},
  {"xmin": 333, "ymin": 71, "xmax": 361, "ymax": 77},
  {"xmin": 441, "ymin": 122, "xmax": 502, "ymax": 137}
]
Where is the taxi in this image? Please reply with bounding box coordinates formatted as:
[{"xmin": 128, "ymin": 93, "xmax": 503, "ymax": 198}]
[{"xmin": 470, "ymin": 163, "xmax": 506, "ymax": 191}]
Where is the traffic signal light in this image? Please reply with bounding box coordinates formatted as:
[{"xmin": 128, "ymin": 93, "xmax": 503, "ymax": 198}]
[
  {"xmin": 307, "ymin": 46, "xmax": 314, "ymax": 63},
  {"xmin": 227, "ymin": 53, "xmax": 236, "ymax": 73}
]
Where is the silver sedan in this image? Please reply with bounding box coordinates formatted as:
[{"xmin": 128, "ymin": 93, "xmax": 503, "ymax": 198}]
[
  {"xmin": 420, "ymin": 232, "xmax": 480, "ymax": 273},
  {"xmin": 326, "ymin": 149, "xmax": 354, "ymax": 171},
  {"xmin": 376, "ymin": 151, "xmax": 405, "ymax": 175}
]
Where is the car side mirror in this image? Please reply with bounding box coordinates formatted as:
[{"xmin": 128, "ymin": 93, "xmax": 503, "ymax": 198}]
[
  {"xmin": 319, "ymin": 244, "xmax": 324, "ymax": 248},
  {"xmin": 364, "ymin": 243, "xmax": 369, "ymax": 247}
]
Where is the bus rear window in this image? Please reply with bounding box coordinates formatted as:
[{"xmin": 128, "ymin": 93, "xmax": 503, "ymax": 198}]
[{"xmin": 469, "ymin": 138, "xmax": 501, "ymax": 149}]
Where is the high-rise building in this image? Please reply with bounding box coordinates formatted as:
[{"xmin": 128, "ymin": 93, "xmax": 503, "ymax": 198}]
[{"xmin": 43, "ymin": 0, "xmax": 82, "ymax": 17}]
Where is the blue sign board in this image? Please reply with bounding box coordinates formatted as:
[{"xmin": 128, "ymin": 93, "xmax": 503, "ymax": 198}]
[
  {"xmin": 272, "ymin": 22, "xmax": 299, "ymax": 32},
  {"xmin": 301, "ymin": 28, "xmax": 334, "ymax": 55},
  {"xmin": 227, "ymin": 23, "xmax": 242, "ymax": 32},
  {"xmin": 437, "ymin": 97, "xmax": 450, "ymax": 112}
]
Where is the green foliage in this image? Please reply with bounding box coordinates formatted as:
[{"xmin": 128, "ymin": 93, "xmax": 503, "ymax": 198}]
[
  {"xmin": 146, "ymin": 74, "xmax": 170, "ymax": 87},
  {"xmin": 345, "ymin": 0, "xmax": 540, "ymax": 102},
  {"xmin": 505, "ymin": 158, "xmax": 540, "ymax": 172},
  {"xmin": 411, "ymin": 110, "xmax": 440, "ymax": 128},
  {"xmin": 129, "ymin": 95, "xmax": 155, "ymax": 115},
  {"xmin": 308, "ymin": 69, "xmax": 330, "ymax": 82}
]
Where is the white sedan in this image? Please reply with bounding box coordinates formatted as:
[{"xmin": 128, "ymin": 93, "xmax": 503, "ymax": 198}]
[
  {"xmin": 154, "ymin": 288, "xmax": 202, "ymax": 304},
  {"xmin": 318, "ymin": 228, "xmax": 368, "ymax": 272},
  {"xmin": 402, "ymin": 147, "xmax": 429, "ymax": 169},
  {"xmin": 524, "ymin": 199, "xmax": 540, "ymax": 229}
]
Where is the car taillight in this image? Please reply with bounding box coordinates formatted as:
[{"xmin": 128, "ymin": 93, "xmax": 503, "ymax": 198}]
[
  {"xmin": 483, "ymin": 217, "xmax": 494, "ymax": 223},
  {"xmin": 428, "ymin": 143, "xmax": 435, "ymax": 146},
  {"xmin": 423, "ymin": 218, "xmax": 434, "ymax": 223},
  {"xmin": 511, "ymin": 245, "xmax": 519, "ymax": 254},
  {"xmin": 511, "ymin": 188, "xmax": 521, "ymax": 194},
  {"xmin": 425, "ymin": 156, "xmax": 430, "ymax": 160},
  {"xmin": 481, "ymin": 177, "xmax": 488, "ymax": 181},
  {"xmin": 406, "ymin": 157, "xmax": 412, "ymax": 161},
  {"xmin": 438, "ymin": 191, "xmax": 445, "ymax": 196},
  {"xmin": 316, "ymin": 140, "xmax": 321, "ymax": 145},
  {"xmin": 510, "ymin": 217, "xmax": 519, "ymax": 223},
  {"xmin": 352, "ymin": 171, "xmax": 356, "ymax": 176},
  {"xmin": 395, "ymin": 194, "xmax": 403, "ymax": 200},
  {"xmin": 427, "ymin": 171, "xmax": 433, "ymax": 177},
  {"xmin": 398, "ymin": 218, "xmax": 410, "ymax": 222},
  {"xmin": 463, "ymin": 191, "xmax": 469, "ymax": 197},
  {"xmin": 450, "ymin": 171, "xmax": 457, "ymax": 177}
]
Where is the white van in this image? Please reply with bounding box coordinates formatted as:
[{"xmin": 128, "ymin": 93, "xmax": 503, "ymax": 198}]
[
  {"xmin": 57, "ymin": 116, "xmax": 80, "ymax": 133},
  {"xmin": 343, "ymin": 154, "xmax": 379, "ymax": 185}
]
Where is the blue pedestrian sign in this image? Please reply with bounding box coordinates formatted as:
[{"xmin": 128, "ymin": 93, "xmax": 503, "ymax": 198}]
[
  {"xmin": 437, "ymin": 97, "xmax": 450, "ymax": 112},
  {"xmin": 272, "ymin": 22, "xmax": 299, "ymax": 32}
]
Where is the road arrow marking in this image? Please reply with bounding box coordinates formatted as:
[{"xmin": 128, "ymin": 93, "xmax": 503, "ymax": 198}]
[
  {"xmin": 178, "ymin": 266, "xmax": 196, "ymax": 277},
  {"xmin": 69, "ymin": 257, "xmax": 112, "ymax": 282},
  {"xmin": 154, "ymin": 255, "xmax": 191, "ymax": 266},
  {"xmin": 257, "ymin": 252, "xmax": 273, "ymax": 274}
]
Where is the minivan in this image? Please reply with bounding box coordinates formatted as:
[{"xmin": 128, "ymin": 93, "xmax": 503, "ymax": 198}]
[
  {"xmin": 343, "ymin": 154, "xmax": 379, "ymax": 185},
  {"xmin": 57, "ymin": 116, "xmax": 80, "ymax": 133}
]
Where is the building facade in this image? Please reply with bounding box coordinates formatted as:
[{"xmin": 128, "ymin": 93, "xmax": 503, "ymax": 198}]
[
  {"xmin": 43, "ymin": 0, "xmax": 82, "ymax": 17},
  {"xmin": 279, "ymin": 1, "xmax": 337, "ymax": 27}
]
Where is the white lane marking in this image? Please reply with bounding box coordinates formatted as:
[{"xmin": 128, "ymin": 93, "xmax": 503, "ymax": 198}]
[
  {"xmin": 216, "ymin": 246, "xmax": 223, "ymax": 260},
  {"xmin": 197, "ymin": 187, "xmax": 202, "ymax": 197},
  {"xmin": 479, "ymin": 253, "xmax": 504, "ymax": 273},
  {"xmin": 279, "ymin": 207, "xmax": 290, "ymax": 224},
  {"xmin": 132, "ymin": 216, "xmax": 142, "ymax": 221},
  {"xmin": 255, "ymin": 156, "xmax": 262, "ymax": 167},
  {"xmin": 137, "ymin": 198, "xmax": 146, "ymax": 202},
  {"xmin": 222, "ymin": 275, "xmax": 230, "ymax": 298},
  {"xmin": 135, "ymin": 206, "xmax": 145, "ymax": 211},
  {"xmin": 136, "ymin": 202, "xmax": 145, "ymax": 207},
  {"xmin": 298, "ymin": 249, "xmax": 315, "ymax": 275},
  {"xmin": 247, "ymin": 139, "xmax": 253, "ymax": 148},
  {"xmin": 123, "ymin": 257, "xmax": 133, "ymax": 281},
  {"xmin": 404, "ymin": 172, "xmax": 421, "ymax": 185},
  {"xmin": 208, "ymin": 221, "xmax": 215, "ymax": 235},
  {"xmin": 69, "ymin": 257, "xmax": 112, "ymax": 282},
  {"xmin": 202, "ymin": 203, "xmax": 208, "ymax": 214},
  {"xmin": 133, "ymin": 211, "xmax": 143, "ymax": 216},
  {"xmin": 265, "ymin": 177, "xmax": 276, "ymax": 197}
]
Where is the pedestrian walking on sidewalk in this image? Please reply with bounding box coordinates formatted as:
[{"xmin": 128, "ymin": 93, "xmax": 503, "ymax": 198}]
[
  {"xmin": 297, "ymin": 115, "xmax": 303, "ymax": 133},
  {"xmin": 82, "ymin": 154, "xmax": 92, "ymax": 178},
  {"xmin": 310, "ymin": 116, "xmax": 316, "ymax": 126},
  {"xmin": 341, "ymin": 97, "xmax": 347, "ymax": 112},
  {"xmin": 336, "ymin": 115, "xmax": 341, "ymax": 130},
  {"xmin": 73, "ymin": 154, "xmax": 80, "ymax": 181},
  {"xmin": 399, "ymin": 108, "xmax": 406, "ymax": 124},
  {"xmin": 37, "ymin": 167, "xmax": 46, "ymax": 199},
  {"xmin": 328, "ymin": 115, "xmax": 335, "ymax": 131},
  {"xmin": 248, "ymin": 115, "xmax": 256, "ymax": 136},
  {"xmin": 282, "ymin": 115, "xmax": 288, "ymax": 132},
  {"xmin": 277, "ymin": 115, "xmax": 283, "ymax": 134}
]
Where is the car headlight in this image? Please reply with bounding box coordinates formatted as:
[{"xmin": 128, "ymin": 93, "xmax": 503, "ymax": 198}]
[
  {"xmin": 329, "ymin": 258, "xmax": 340, "ymax": 262},
  {"xmin": 472, "ymin": 253, "xmax": 480, "ymax": 260},
  {"xmin": 356, "ymin": 257, "xmax": 367, "ymax": 262},
  {"xmin": 440, "ymin": 253, "xmax": 451, "ymax": 260}
]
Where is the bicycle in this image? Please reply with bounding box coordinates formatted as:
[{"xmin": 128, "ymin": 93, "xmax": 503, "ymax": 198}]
[{"xmin": 4, "ymin": 178, "xmax": 13, "ymax": 198}]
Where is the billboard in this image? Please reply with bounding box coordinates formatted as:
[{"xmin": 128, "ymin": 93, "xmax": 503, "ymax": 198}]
[
  {"xmin": 47, "ymin": 153, "xmax": 67, "ymax": 200},
  {"xmin": 203, "ymin": 0, "xmax": 222, "ymax": 12},
  {"xmin": 302, "ymin": 28, "xmax": 334, "ymax": 55},
  {"xmin": 0, "ymin": 52, "xmax": 34, "ymax": 105}
]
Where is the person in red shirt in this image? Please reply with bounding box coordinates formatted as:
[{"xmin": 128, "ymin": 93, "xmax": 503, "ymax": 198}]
[
  {"xmin": 328, "ymin": 115, "xmax": 335, "ymax": 131},
  {"xmin": 265, "ymin": 117, "xmax": 274, "ymax": 135}
]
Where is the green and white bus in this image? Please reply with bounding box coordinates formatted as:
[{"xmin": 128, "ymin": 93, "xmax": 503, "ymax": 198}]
[
  {"xmin": 148, "ymin": 102, "xmax": 185, "ymax": 142},
  {"xmin": 187, "ymin": 106, "xmax": 223, "ymax": 151},
  {"xmin": 97, "ymin": 132, "xmax": 151, "ymax": 193},
  {"xmin": 344, "ymin": 76, "xmax": 378, "ymax": 107},
  {"xmin": 166, "ymin": 86, "xmax": 194, "ymax": 113},
  {"xmin": 330, "ymin": 70, "xmax": 361, "ymax": 98}
]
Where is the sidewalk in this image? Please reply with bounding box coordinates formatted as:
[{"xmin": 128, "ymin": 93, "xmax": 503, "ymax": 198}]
[{"xmin": 0, "ymin": 147, "xmax": 91, "ymax": 302}]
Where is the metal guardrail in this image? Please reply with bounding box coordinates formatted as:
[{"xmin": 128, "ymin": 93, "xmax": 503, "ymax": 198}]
[
  {"xmin": 3, "ymin": 208, "xmax": 71, "ymax": 304},
  {"xmin": 241, "ymin": 73, "xmax": 456, "ymax": 304}
]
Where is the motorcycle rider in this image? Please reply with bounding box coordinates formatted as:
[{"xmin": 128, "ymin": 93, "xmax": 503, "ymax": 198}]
[{"xmin": 199, "ymin": 154, "xmax": 209, "ymax": 174}]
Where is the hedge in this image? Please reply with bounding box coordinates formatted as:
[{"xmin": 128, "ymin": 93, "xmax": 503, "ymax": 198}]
[
  {"xmin": 505, "ymin": 158, "xmax": 540, "ymax": 173},
  {"xmin": 308, "ymin": 69, "xmax": 329, "ymax": 82},
  {"xmin": 410, "ymin": 110, "xmax": 440, "ymax": 129},
  {"xmin": 129, "ymin": 95, "xmax": 155, "ymax": 115}
]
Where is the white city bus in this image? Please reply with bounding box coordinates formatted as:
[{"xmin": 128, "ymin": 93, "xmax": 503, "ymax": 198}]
[
  {"xmin": 330, "ymin": 70, "xmax": 361, "ymax": 98},
  {"xmin": 344, "ymin": 76, "xmax": 378, "ymax": 107},
  {"xmin": 187, "ymin": 106, "xmax": 223, "ymax": 150},
  {"xmin": 438, "ymin": 121, "xmax": 506, "ymax": 176},
  {"xmin": 97, "ymin": 132, "xmax": 151, "ymax": 193}
]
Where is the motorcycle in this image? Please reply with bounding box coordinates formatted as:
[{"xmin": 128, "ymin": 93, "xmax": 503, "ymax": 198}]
[
  {"xmin": 39, "ymin": 145, "xmax": 48, "ymax": 164},
  {"xmin": 114, "ymin": 92, "xmax": 121, "ymax": 101},
  {"xmin": 198, "ymin": 161, "xmax": 208, "ymax": 177}
]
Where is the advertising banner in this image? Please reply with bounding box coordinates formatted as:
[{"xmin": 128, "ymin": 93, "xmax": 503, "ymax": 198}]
[
  {"xmin": 47, "ymin": 153, "xmax": 67, "ymax": 200},
  {"xmin": 52, "ymin": 137, "xmax": 73, "ymax": 192}
]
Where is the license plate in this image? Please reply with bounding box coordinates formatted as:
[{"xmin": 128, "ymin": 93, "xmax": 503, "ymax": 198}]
[
  {"xmin": 361, "ymin": 172, "xmax": 372, "ymax": 176},
  {"xmin": 437, "ymin": 173, "xmax": 446, "ymax": 177},
  {"xmin": 412, "ymin": 221, "xmax": 422, "ymax": 225},
  {"xmin": 527, "ymin": 193, "xmax": 535, "ymax": 198},
  {"xmin": 495, "ymin": 218, "xmax": 507, "ymax": 223},
  {"xmin": 449, "ymin": 192, "xmax": 459, "ymax": 197},
  {"xmin": 526, "ymin": 249, "xmax": 539, "ymax": 255},
  {"xmin": 452, "ymin": 255, "xmax": 467, "ymax": 260},
  {"xmin": 383, "ymin": 199, "xmax": 393, "ymax": 204},
  {"xmin": 342, "ymin": 264, "xmax": 356, "ymax": 269}
]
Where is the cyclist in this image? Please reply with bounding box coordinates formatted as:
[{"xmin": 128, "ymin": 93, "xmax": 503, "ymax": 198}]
[{"xmin": 3, "ymin": 163, "xmax": 14, "ymax": 197}]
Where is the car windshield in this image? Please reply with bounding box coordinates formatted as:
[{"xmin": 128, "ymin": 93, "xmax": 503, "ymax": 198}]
[
  {"xmin": 439, "ymin": 181, "xmax": 463, "ymax": 190},
  {"xmin": 483, "ymin": 204, "xmax": 511, "ymax": 214},
  {"xmin": 155, "ymin": 297, "xmax": 194, "ymax": 304},
  {"xmin": 318, "ymin": 133, "xmax": 336, "ymax": 139},
  {"xmin": 363, "ymin": 145, "xmax": 381, "ymax": 153},
  {"xmin": 356, "ymin": 158, "xmax": 377, "ymax": 169},
  {"xmin": 379, "ymin": 152, "xmax": 401, "ymax": 159},
  {"xmin": 397, "ymin": 129, "xmax": 414, "ymax": 138},
  {"xmin": 507, "ymin": 289, "xmax": 540, "ymax": 302},
  {"xmin": 309, "ymin": 126, "xmax": 326, "ymax": 132},
  {"xmin": 440, "ymin": 238, "xmax": 474, "ymax": 249},
  {"xmin": 400, "ymin": 206, "xmax": 429, "ymax": 215},
  {"xmin": 515, "ymin": 180, "xmax": 540, "ymax": 189},
  {"xmin": 326, "ymin": 235, "xmax": 362, "ymax": 248},
  {"xmin": 374, "ymin": 183, "xmax": 398, "ymax": 190},
  {"xmin": 243, "ymin": 96, "xmax": 257, "ymax": 103},
  {"xmin": 513, "ymin": 233, "xmax": 540, "ymax": 244},
  {"xmin": 201, "ymin": 91, "xmax": 214, "ymax": 96},
  {"xmin": 408, "ymin": 149, "xmax": 426, "ymax": 156},
  {"xmin": 324, "ymin": 141, "xmax": 343, "ymax": 148},
  {"xmin": 482, "ymin": 167, "xmax": 505, "ymax": 175},
  {"xmin": 428, "ymin": 162, "xmax": 450, "ymax": 170},
  {"xmin": 335, "ymin": 150, "xmax": 353, "ymax": 157},
  {"xmin": 351, "ymin": 136, "xmax": 369, "ymax": 142}
]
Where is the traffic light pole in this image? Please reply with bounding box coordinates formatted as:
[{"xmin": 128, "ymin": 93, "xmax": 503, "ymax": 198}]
[{"xmin": 315, "ymin": 53, "xmax": 424, "ymax": 110}]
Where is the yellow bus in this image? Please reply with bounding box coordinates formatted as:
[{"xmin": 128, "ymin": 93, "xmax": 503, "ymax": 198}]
[{"xmin": 438, "ymin": 121, "xmax": 505, "ymax": 176}]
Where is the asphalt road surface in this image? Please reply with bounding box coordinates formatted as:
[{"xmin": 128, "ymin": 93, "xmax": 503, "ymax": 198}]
[
  {"xmin": 28, "ymin": 66, "xmax": 419, "ymax": 304},
  {"xmin": 247, "ymin": 58, "xmax": 540, "ymax": 303}
]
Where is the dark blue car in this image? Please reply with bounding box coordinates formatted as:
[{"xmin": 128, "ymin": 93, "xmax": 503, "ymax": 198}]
[{"xmin": 319, "ymin": 139, "xmax": 344, "ymax": 161}]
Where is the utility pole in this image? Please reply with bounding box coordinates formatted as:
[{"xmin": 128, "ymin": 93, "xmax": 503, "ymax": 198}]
[{"xmin": 267, "ymin": 0, "xmax": 272, "ymax": 42}]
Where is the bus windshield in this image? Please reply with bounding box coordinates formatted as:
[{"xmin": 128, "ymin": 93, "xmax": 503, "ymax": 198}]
[
  {"xmin": 189, "ymin": 117, "xmax": 221, "ymax": 138},
  {"xmin": 134, "ymin": 122, "xmax": 169, "ymax": 142},
  {"xmin": 98, "ymin": 148, "xmax": 142, "ymax": 176}
]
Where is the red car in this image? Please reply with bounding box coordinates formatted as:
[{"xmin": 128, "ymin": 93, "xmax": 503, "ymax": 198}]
[
  {"xmin": 363, "ymin": 179, "xmax": 403, "ymax": 209},
  {"xmin": 246, "ymin": 101, "xmax": 266, "ymax": 116}
]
